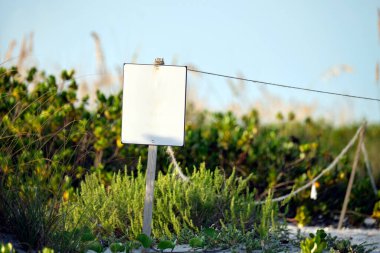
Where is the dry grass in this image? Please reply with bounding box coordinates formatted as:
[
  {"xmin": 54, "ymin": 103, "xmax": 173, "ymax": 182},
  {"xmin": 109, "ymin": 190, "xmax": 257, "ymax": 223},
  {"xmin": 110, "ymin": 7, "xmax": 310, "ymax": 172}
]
[
  {"xmin": 2, "ymin": 31, "xmax": 376, "ymax": 125},
  {"xmin": 321, "ymin": 64, "xmax": 354, "ymax": 81}
]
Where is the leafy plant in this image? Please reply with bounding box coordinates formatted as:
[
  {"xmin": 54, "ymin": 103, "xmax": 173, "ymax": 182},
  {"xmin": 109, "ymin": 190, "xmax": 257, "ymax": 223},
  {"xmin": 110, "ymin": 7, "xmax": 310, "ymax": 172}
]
[
  {"xmin": 186, "ymin": 226, "xmax": 273, "ymax": 252},
  {"xmin": 85, "ymin": 241, "xmax": 103, "ymax": 253},
  {"xmin": 136, "ymin": 233, "xmax": 153, "ymax": 248},
  {"xmin": 109, "ymin": 242, "xmax": 126, "ymax": 253},
  {"xmin": 189, "ymin": 237, "xmax": 205, "ymax": 248},
  {"xmin": 300, "ymin": 229, "xmax": 327, "ymax": 253},
  {"xmin": 157, "ymin": 240, "xmax": 175, "ymax": 252},
  {"xmin": 64, "ymin": 162, "xmax": 257, "ymax": 239},
  {"xmin": 326, "ymin": 233, "xmax": 374, "ymax": 253}
]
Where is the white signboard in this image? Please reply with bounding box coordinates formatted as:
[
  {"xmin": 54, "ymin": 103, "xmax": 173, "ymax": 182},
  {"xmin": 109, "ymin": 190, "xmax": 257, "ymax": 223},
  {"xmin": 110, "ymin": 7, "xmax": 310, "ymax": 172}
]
[{"xmin": 121, "ymin": 63, "xmax": 187, "ymax": 146}]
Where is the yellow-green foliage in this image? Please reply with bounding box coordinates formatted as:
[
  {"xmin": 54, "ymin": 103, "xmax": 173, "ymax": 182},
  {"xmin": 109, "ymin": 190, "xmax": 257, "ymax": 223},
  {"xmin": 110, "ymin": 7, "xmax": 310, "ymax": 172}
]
[
  {"xmin": 0, "ymin": 243, "xmax": 15, "ymax": 253},
  {"xmin": 64, "ymin": 161, "xmax": 256, "ymax": 239},
  {"xmin": 300, "ymin": 229, "xmax": 327, "ymax": 253},
  {"xmin": 1, "ymin": 66, "xmax": 379, "ymax": 231}
]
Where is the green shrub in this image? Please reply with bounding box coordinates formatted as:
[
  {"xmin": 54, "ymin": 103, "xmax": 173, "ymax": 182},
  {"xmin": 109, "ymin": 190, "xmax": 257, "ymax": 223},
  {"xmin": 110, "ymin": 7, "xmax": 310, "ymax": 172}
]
[
  {"xmin": 1, "ymin": 64, "xmax": 379, "ymax": 242},
  {"xmin": 64, "ymin": 162, "xmax": 257, "ymax": 239},
  {"xmin": 0, "ymin": 66, "xmax": 87, "ymax": 250},
  {"xmin": 0, "ymin": 175, "xmax": 71, "ymax": 250}
]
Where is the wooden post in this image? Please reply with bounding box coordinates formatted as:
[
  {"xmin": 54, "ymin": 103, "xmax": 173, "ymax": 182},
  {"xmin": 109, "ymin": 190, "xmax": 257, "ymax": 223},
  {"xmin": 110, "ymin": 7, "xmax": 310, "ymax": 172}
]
[
  {"xmin": 142, "ymin": 58, "xmax": 165, "ymax": 237},
  {"xmin": 338, "ymin": 124, "xmax": 366, "ymax": 229},
  {"xmin": 142, "ymin": 145, "xmax": 158, "ymax": 236},
  {"xmin": 361, "ymin": 142, "xmax": 378, "ymax": 196}
]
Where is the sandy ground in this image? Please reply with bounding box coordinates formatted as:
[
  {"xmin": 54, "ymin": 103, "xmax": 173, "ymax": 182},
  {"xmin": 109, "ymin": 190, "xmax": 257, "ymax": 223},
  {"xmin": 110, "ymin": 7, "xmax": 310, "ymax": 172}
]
[
  {"xmin": 288, "ymin": 225, "xmax": 380, "ymax": 252},
  {"xmin": 2, "ymin": 226, "xmax": 380, "ymax": 252},
  {"xmin": 100, "ymin": 226, "xmax": 380, "ymax": 253}
]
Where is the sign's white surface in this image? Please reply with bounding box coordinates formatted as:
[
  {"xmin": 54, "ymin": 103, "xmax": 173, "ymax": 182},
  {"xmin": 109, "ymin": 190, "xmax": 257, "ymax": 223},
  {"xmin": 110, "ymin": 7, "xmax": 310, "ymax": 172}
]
[{"xmin": 121, "ymin": 64, "xmax": 187, "ymax": 146}]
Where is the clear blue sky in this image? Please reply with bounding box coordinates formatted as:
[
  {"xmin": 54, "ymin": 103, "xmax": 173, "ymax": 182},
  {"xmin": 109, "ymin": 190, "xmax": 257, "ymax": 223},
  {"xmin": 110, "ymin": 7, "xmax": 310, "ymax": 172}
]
[{"xmin": 1, "ymin": 1, "xmax": 379, "ymax": 123}]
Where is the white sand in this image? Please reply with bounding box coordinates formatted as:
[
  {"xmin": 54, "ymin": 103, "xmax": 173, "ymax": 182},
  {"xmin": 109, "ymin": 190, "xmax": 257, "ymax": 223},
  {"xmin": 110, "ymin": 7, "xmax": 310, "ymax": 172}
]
[{"xmin": 288, "ymin": 225, "xmax": 380, "ymax": 252}]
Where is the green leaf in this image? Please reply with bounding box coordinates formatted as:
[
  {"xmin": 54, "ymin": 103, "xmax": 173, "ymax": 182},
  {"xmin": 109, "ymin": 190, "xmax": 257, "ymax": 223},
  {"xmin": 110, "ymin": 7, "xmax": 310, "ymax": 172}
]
[
  {"xmin": 80, "ymin": 226, "xmax": 95, "ymax": 242},
  {"xmin": 41, "ymin": 248, "xmax": 54, "ymax": 253},
  {"xmin": 316, "ymin": 229, "xmax": 327, "ymax": 239},
  {"xmin": 69, "ymin": 80, "xmax": 78, "ymax": 90},
  {"xmin": 27, "ymin": 67, "xmax": 37, "ymax": 82},
  {"xmin": 96, "ymin": 90, "xmax": 107, "ymax": 103},
  {"xmin": 157, "ymin": 240, "xmax": 175, "ymax": 251},
  {"xmin": 204, "ymin": 228, "xmax": 217, "ymax": 238},
  {"xmin": 189, "ymin": 237, "xmax": 205, "ymax": 248},
  {"xmin": 110, "ymin": 242, "xmax": 125, "ymax": 253},
  {"xmin": 81, "ymin": 232, "xmax": 96, "ymax": 242},
  {"xmin": 136, "ymin": 233, "xmax": 153, "ymax": 248},
  {"xmin": 86, "ymin": 241, "xmax": 103, "ymax": 253},
  {"xmin": 61, "ymin": 70, "xmax": 69, "ymax": 80}
]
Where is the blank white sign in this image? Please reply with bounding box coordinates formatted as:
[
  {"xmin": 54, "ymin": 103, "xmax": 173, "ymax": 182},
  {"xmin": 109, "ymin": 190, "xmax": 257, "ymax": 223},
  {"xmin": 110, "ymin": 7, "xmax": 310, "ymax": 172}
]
[{"xmin": 121, "ymin": 64, "xmax": 187, "ymax": 146}]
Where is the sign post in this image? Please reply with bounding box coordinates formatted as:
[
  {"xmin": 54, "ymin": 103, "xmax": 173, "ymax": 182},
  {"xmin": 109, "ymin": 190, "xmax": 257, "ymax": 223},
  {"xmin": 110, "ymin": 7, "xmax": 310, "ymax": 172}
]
[
  {"xmin": 121, "ymin": 58, "xmax": 187, "ymax": 238},
  {"xmin": 142, "ymin": 58, "xmax": 163, "ymax": 237},
  {"xmin": 143, "ymin": 144, "xmax": 158, "ymax": 236}
]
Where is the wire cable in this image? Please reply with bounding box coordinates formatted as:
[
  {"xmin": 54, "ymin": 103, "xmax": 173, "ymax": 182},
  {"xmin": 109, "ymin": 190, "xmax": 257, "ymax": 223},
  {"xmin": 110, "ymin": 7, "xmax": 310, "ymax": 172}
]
[
  {"xmin": 255, "ymin": 123, "xmax": 365, "ymax": 204},
  {"xmin": 188, "ymin": 68, "xmax": 380, "ymax": 102}
]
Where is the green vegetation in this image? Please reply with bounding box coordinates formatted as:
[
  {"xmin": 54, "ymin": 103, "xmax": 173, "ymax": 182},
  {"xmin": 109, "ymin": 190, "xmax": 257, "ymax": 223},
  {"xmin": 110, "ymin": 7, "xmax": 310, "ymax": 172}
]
[
  {"xmin": 0, "ymin": 66, "xmax": 379, "ymax": 252},
  {"xmin": 0, "ymin": 242, "xmax": 54, "ymax": 253},
  {"xmin": 300, "ymin": 229, "xmax": 328, "ymax": 253},
  {"xmin": 0, "ymin": 243, "xmax": 14, "ymax": 253},
  {"xmin": 298, "ymin": 229, "xmax": 374, "ymax": 253},
  {"xmin": 63, "ymin": 162, "xmax": 258, "ymax": 239}
]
